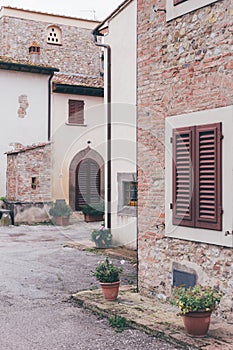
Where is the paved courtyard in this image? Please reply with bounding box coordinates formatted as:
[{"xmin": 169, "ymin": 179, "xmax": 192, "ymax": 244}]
[{"xmin": 0, "ymin": 222, "xmax": 180, "ymax": 349}]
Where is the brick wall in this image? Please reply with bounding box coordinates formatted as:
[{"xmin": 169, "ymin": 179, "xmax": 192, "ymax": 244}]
[
  {"xmin": 137, "ymin": 0, "xmax": 233, "ymax": 320},
  {"xmin": 6, "ymin": 143, "xmax": 52, "ymax": 202},
  {"xmin": 0, "ymin": 16, "xmax": 100, "ymax": 76}
]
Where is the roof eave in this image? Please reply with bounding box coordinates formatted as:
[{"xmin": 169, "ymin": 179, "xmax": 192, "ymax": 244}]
[
  {"xmin": 92, "ymin": 0, "xmax": 133, "ymax": 35},
  {"xmin": 53, "ymin": 83, "xmax": 104, "ymax": 97},
  {"xmin": 0, "ymin": 61, "xmax": 59, "ymax": 75}
]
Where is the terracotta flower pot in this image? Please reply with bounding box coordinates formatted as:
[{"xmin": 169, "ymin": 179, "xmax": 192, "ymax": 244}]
[
  {"xmin": 84, "ymin": 214, "xmax": 104, "ymax": 222},
  {"xmin": 182, "ymin": 311, "xmax": 212, "ymax": 337},
  {"xmin": 52, "ymin": 216, "xmax": 70, "ymax": 226},
  {"xmin": 100, "ymin": 281, "xmax": 120, "ymax": 301}
]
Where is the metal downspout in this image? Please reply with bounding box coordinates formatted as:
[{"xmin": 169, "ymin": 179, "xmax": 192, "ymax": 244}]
[
  {"xmin": 92, "ymin": 30, "xmax": 112, "ymax": 230},
  {"xmin": 48, "ymin": 73, "xmax": 54, "ymax": 141}
]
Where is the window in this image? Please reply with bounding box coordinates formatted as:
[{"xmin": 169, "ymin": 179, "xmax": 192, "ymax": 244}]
[
  {"xmin": 123, "ymin": 181, "xmax": 138, "ymax": 207},
  {"xmin": 47, "ymin": 26, "xmax": 62, "ymax": 45},
  {"xmin": 31, "ymin": 177, "xmax": 38, "ymax": 190},
  {"xmin": 117, "ymin": 173, "xmax": 137, "ymax": 217},
  {"xmin": 68, "ymin": 100, "xmax": 84, "ymax": 124},
  {"xmin": 166, "ymin": 0, "xmax": 219, "ymax": 21},
  {"xmin": 172, "ymin": 122, "xmax": 222, "ymax": 231}
]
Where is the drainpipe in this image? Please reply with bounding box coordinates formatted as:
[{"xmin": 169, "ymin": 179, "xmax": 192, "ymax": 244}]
[
  {"xmin": 92, "ymin": 29, "xmax": 111, "ymax": 230},
  {"xmin": 48, "ymin": 72, "xmax": 55, "ymax": 141}
]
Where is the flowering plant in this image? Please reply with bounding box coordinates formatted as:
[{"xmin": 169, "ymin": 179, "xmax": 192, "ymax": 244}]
[
  {"xmin": 172, "ymin": 285, "xmax": 223, "ymax": 315},
  {"xmin": 91, "ymin": 225, "xmax": 112, "ymax": 248},
  {"xmin": 94, "ymin": 257, "xmax": 123, "ymax": 283}
]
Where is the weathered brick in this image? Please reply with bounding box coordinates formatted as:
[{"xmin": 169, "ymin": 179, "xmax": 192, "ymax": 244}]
[{"xmin": 138, "ymin": 0, "xmax": 233, "ymax": 320}]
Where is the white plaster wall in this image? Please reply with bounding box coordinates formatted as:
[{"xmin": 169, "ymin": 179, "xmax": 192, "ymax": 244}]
[
  {"xmin": 0, "ymin": 69, "xmax": 49, "ymax": 195},
  {"xmin": 51, "ymin": 93, "xmax": 104, "ymax": 200},
  {"xmin": 104, "ymin": 0, "xmax": 137, "ymax": 249}
]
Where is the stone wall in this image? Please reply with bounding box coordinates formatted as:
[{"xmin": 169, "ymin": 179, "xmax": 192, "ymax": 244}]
[
  {"xmin": 0, "ymin": 15, "xmax": 100, "ymax": 76},
  {"xmin": 137, "ymin": 0, "xmax": 233, "ymax": 320},
  {"xmin": 6, "ymin": 143, "xmax": 52, "ymax": 224},
  {"xmin": 6, "ymin": 143, "xmax": 52, "ymax": 203}
]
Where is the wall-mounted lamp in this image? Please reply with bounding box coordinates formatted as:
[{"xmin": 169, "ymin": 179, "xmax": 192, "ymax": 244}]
[{"xmin": 153, "ymin": 5, "xmax": 166, "ymax": 13}]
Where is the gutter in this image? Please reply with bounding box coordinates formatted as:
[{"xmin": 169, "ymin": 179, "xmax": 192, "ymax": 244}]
[
  {"xmin": 92, "ymin": 28, "xmax": 112, "ymax": 230},
  {"xmin": 48, "ymin": 72, "xmax": 55, "ymax": 141}
]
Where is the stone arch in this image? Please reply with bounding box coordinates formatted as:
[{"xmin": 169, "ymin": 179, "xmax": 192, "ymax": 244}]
[{"xmin": 69, "ymin": 147, "xmax": 105, "ymax": 210}]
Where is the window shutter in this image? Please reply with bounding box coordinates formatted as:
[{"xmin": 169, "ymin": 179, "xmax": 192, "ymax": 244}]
[
  {"xmin": 76, "ymin": 159, "xmax": 100, "ymax": 209},
  {"xmin": 195, "ymin": 123, "xmax": 222, "ymax": 230},
  {"xmin": 68, "ymin": 100, "xmax": 84, "ymax": 124},
  {"xmin": 174, "ymin": 0, "xmax": 188, "ymax": 5},
  {"xmin": 172, "ymin": 127, "xmax": 195, "ymax": 227}
]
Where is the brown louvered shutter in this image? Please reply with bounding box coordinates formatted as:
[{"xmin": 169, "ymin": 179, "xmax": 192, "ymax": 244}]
[
  {"xmin": 68, "ymin": 100, "xmax": 84, "ymax": 124},
  {"xmin": 195, "ymin": 123, "xmax": 222, "ymax": 230},
  {"xmin": 76, "ymin": 159, "xmax": 100, "ymax": 210},
  {"xmin": 172, "ymin": 127, "xmax": 195, "ymax": 227}
]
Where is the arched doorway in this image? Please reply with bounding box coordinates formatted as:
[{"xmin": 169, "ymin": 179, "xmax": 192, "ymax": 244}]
[
  {"xmin": 69, "ymin": 147, "xmax": 104, "ymax": 211},
  {"xmin": 76, "ymin": 158, "xmax": 100, "ymax": 210}
]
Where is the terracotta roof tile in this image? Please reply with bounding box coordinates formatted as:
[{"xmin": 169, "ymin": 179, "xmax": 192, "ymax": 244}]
[
  {"xmin": 0, "ymin": 55, "xmax": 58, "ymax": 70},
  {"xmin": 53, "ymin": 72, "xmax": 104, "ymax": 88}
]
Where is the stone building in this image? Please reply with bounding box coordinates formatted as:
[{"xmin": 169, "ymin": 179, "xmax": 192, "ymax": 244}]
[
  {"xmin": 137, "ymin": 0, "xmax": 233, "ymax": 319},
  {"xmin": 0, "ymin": 7, "xmax": 105, "ymax": 222},
  {"xmin": 6, "ymin": 143, "xmax": 52, "ymax": 223},
  {"xmin": 0, "ymin": 6, "xmax": 100, "ymax": 75}
]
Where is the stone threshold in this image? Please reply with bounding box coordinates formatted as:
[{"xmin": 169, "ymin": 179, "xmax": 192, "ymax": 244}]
[{"xmin": 72, "ymin": 286, "xmax": 233, "ymax": 350}]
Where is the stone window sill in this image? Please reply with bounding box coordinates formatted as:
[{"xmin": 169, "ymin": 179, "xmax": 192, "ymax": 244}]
[
  {"xmin": 118, "ymin": 206, "xmax": 137, "ymax": 217},
  {"xmin": 65, "ymin": 123, "xmax": 87, "ymax": 127}
]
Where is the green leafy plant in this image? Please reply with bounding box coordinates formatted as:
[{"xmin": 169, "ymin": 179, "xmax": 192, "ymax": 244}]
[
  {"xmin": 108, "ymin": 315, "xmax": 128, "ymax": 332},
  {"xmin": 94, "ymin": 257, "xmax": 123, "ymax": 283},
  {"xmin": 81, "ymin": 202, "xmax": 104, "ymax": 216},
  {"xmin": 172, "ymin": 285, "xmax": 224, "ymax": 315},
  {"xmin": 91, "ymin": 225, "xmax": 112, "ymax": 248},
  {"xmin": 49, "ymin": 200, "xmax": 72, "ymax": 217}
]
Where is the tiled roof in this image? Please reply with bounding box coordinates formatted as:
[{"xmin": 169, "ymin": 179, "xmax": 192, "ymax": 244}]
[
  {"xmin": 0, "ymin": 55, "xmax": 56, "ymax": 69},
  {"xmin": 53, "ymin": 73, "xmax": 104, "ymax": 89}
]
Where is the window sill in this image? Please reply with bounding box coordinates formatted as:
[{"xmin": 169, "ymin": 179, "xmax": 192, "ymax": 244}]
[
  {"xmin": 65, "ymin": 123, "xmax": 87, "ymax": 127},
  {"xmin": 118, "ymin": 206, "xmax": 137, "ymax": 217},
  {"xmin": 47, "ymin": 42, "xmax": 62, "ymax": 46}
]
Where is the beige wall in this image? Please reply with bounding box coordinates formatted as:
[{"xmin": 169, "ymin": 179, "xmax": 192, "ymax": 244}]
[
  {"xmin": 51, "ymin": 92, "xmax": 104, "ymax": 201},
  {"xmin": 104, "ymin": 0, "xmax": 137, "ymax": 249},
  {"xmin": 0, "ymin": 69, "xmax": 49, "ymax": 195},
  {"xmin": 0, "ymin": 7, "xmax": 99, "ymax": 29}
]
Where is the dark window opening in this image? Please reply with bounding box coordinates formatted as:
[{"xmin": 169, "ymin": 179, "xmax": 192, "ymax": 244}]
[
  {"xmin": 31, "ymin": 177, "xmax": 37, "ymax": 190},
  {"xmin": 123, "ymin": 181, "xmax": 138, "ymax": 206}
]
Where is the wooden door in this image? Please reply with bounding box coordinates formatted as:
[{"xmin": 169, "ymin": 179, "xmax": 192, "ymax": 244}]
[{"xmin": 76, "ymin": 159, "xmax": 100, "ymax": 210}]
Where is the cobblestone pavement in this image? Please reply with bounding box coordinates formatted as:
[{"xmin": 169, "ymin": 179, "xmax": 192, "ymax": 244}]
[{"xmin": 0, "ymin": 223, "xmax": 181, "ymax": 349}]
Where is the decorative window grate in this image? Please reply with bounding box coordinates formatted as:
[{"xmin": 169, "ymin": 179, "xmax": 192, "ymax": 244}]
[{"xmin": 47, "ymin": 26, "xmax": 62, "ymax": 45}]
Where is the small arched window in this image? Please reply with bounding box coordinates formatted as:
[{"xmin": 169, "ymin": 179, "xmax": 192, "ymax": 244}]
[{"xmin": 47, "ymin": 26, "xmax": 62, "ymax": 45}]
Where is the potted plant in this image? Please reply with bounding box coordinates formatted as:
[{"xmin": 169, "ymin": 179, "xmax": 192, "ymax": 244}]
[
  {"xmin": 93, "ymin": 257, "xmax": 123, "ymax": 301},
  {"xmin": 91, "ymin": 224, "xmax": 112, "ymax": 248},
  {"xmin": 49, "ymin": 200, "xmax": 72, "ymax": 226},
  {"xmin": 81, "ymin": 202, "xmax": 104, "ymax": 222},
  {"xmin": 172, "ymin": 284, "xmax": 224, "ymax": 336}
]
